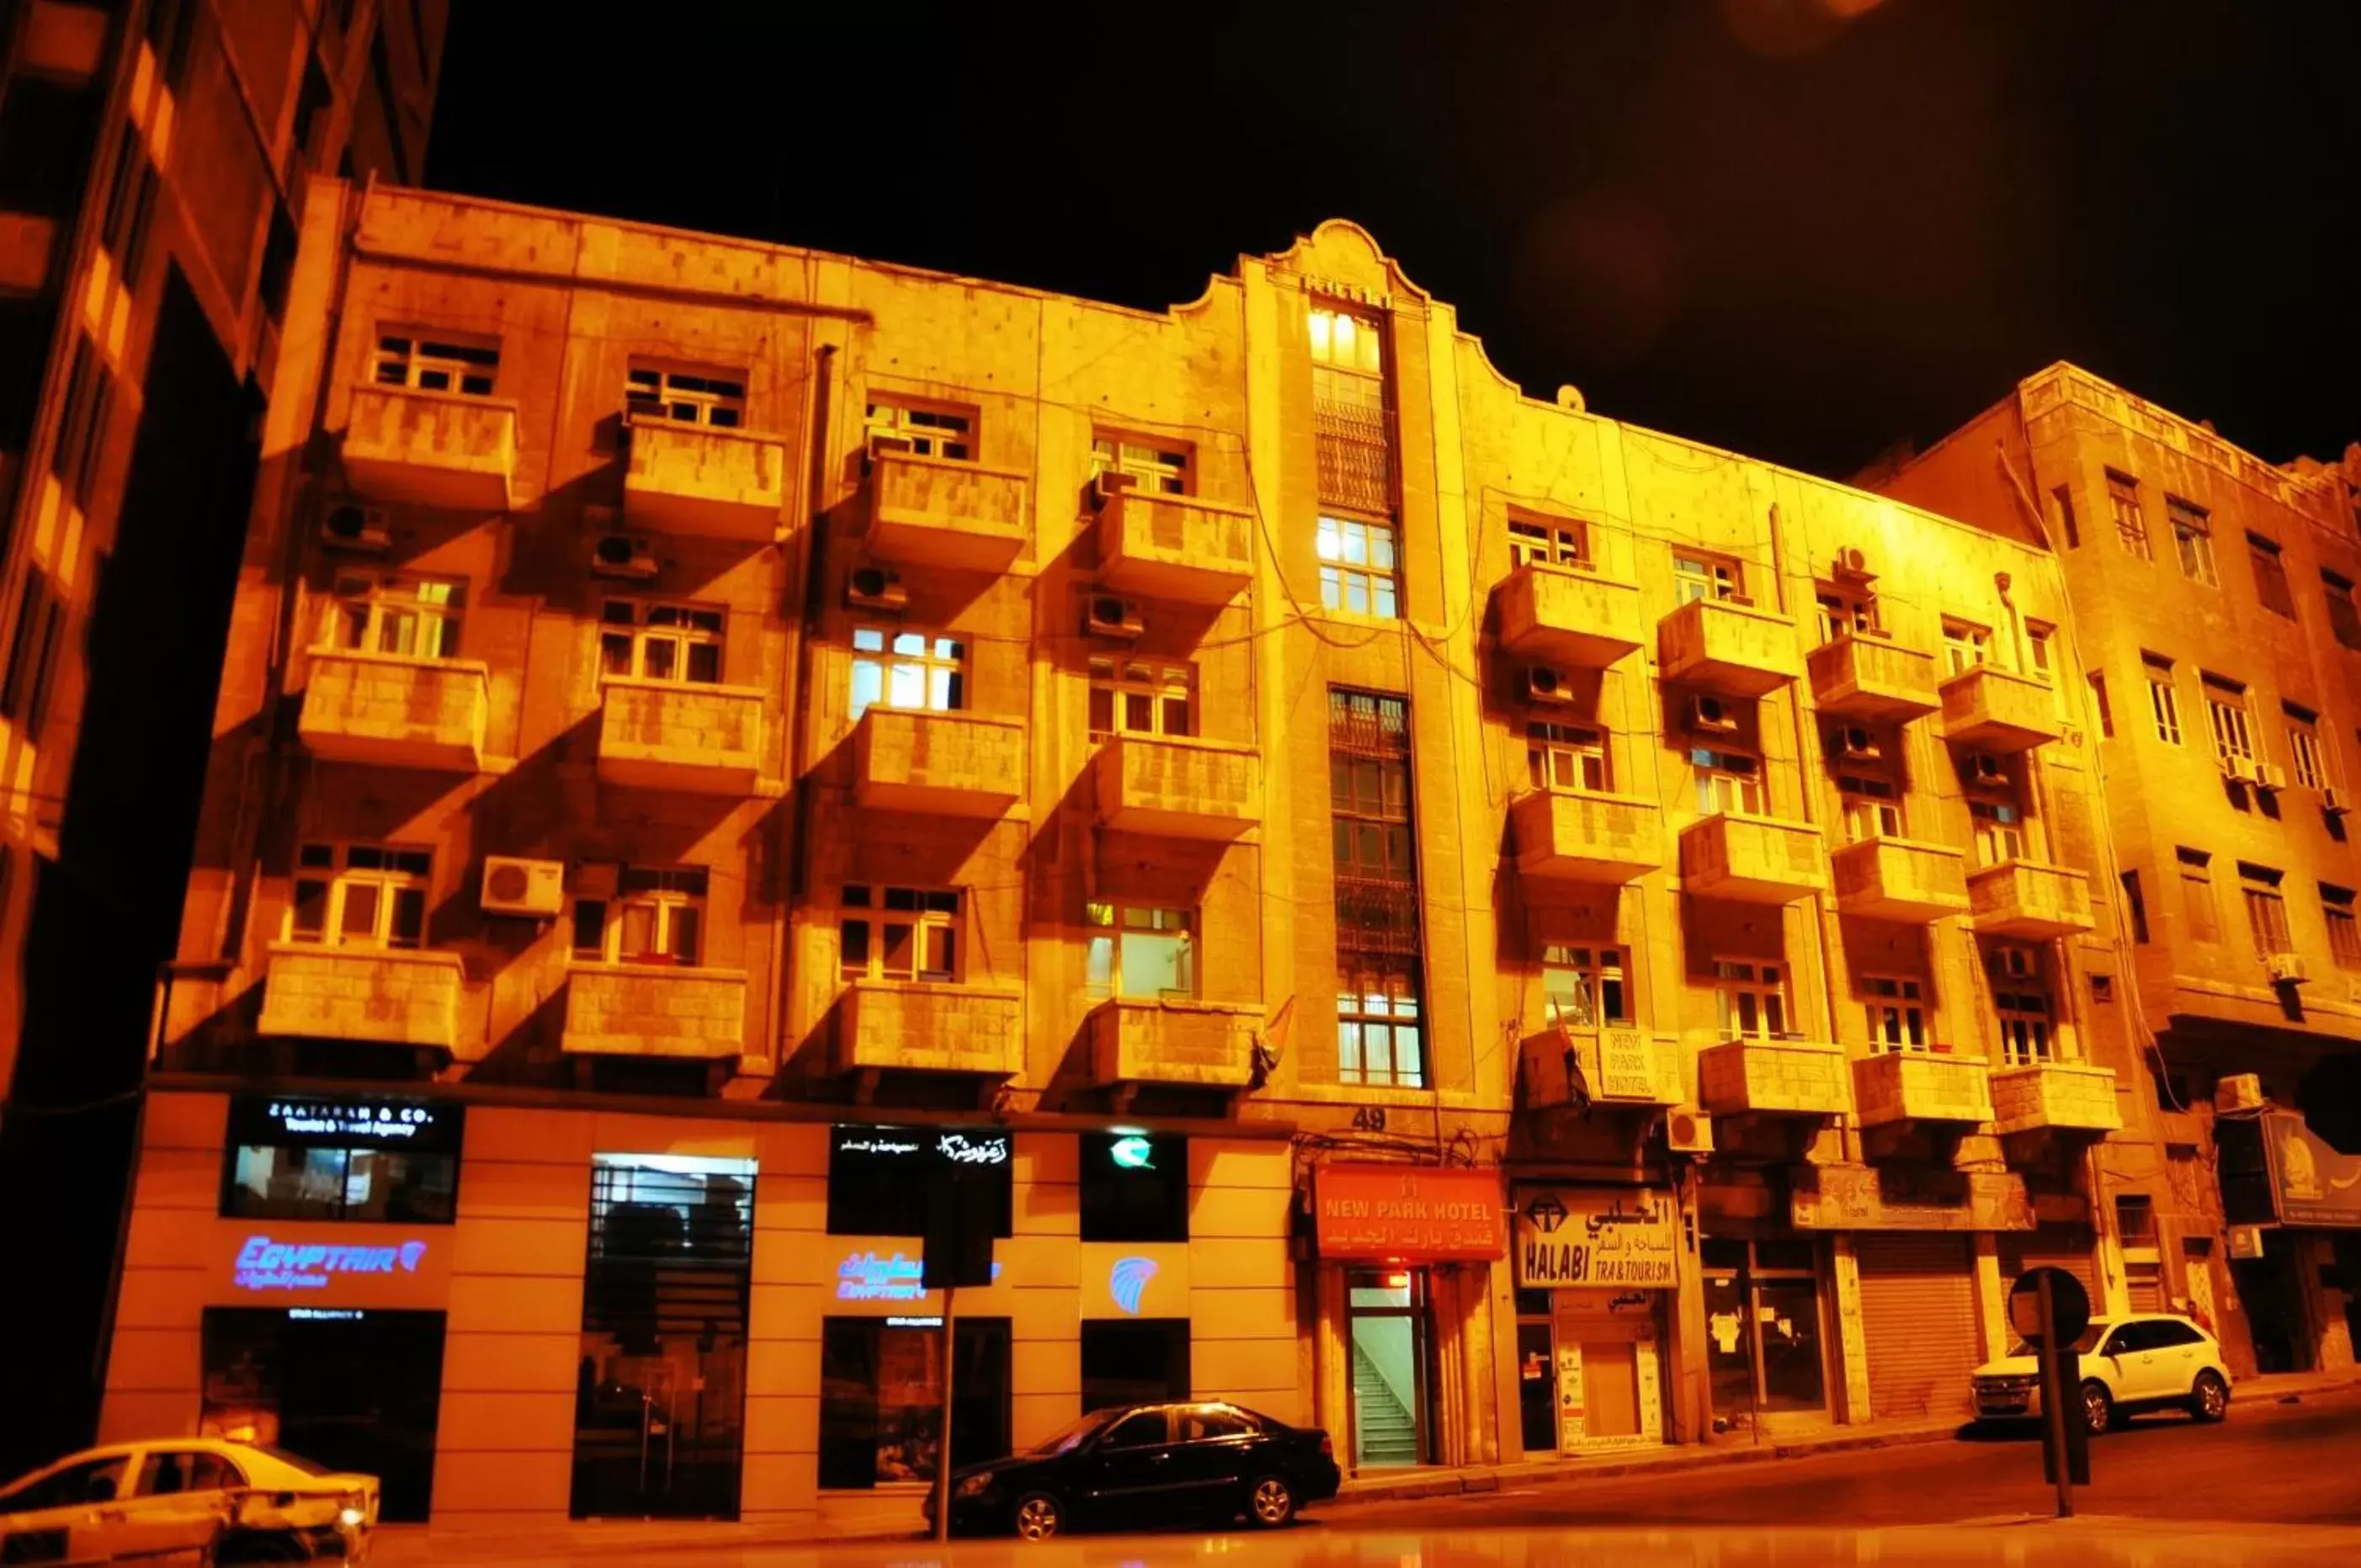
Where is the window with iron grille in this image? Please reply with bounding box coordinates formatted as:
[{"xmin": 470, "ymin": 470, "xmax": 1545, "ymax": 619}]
[
  {"xmin": 372, "ymin": 331, "xmax": 498, "ymax": 396},
  {"xmin": 2106, "ymin": 470, "xmax": 2150, "ymax": 560},
  {"xmin": 626, "ymin": 362, "xmax": 747, "ymax": 428},
  {"xmin": 2248, "ymin": 534, "xmax": 2297, "ymax": 620},
  {"xmin": 1308, "ymin": 305, "xmax": 1392, "ymax": 514},
  {"xmin": 1329, "ymin": 689, "xmax": 1423, "ymax": 1084}
]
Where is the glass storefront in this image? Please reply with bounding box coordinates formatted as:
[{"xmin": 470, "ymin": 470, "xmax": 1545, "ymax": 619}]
[
  {"xmin": 1703, "ymin": 1237, "xmax": 1829, "ymax": 1434},
  {"xmin": 817, "ymin": 1316, "xmax": 1012, "ymax": 1489},
  {"xmin": 1347, "ymin": 1268, "xmax": 1433, "ymax": 1469}
]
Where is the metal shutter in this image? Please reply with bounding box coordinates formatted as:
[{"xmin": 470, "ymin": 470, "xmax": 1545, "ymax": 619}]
[
  {"xmin": 1858, "ymin": 1233, "xmax": 1981, "ymax": 1422},
  {"xmin": 1998, "ymin": 1225, "xmax": 2099, "ymax": 1305}
]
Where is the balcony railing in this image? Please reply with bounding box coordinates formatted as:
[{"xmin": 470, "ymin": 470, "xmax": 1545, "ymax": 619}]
[
  {"xmin": 866, "ymin": 449, "xmax": 1029, "ymax": 571},
  {"xmin": 1496, "ymin": 563, "xmax": 1645, "ymax": 669},
  {"xmin": 1085, "ymin": 998, "xmax": 1259, "ymax": 1090},
  {"xmin": 1830, "ymin": 837, "xmax": 1970, "ymax": 923},
  {"xmin": 1938, "ymin": 665, "xmax": 2065, "ymax": 752},
  {"xmin": 1093, "ymin": 734, "xmax": 1260, "ymax": 839},
  {"xmin": 836, "ymin": 980, "xmax": 1024, "ymax": 1078},
  {"xmin": 596, "ymin": 678, "xmax": 767, "ymax": 795},
  {"xmin": 1807, "ymin": 633, "xmax": 1941, "ymax": 722},
  {"xmin": 561, "ymin": 963, "xmax": 748, "ymax": 1060},
  {"xmin": 1699, "ymin": 1035, "xmax": 1852, "ymax": 1118},
  {"xmin": 1656, "ymin": 597, "xmax": 1801, "ymax": 697},
  {"xmin": 1333, "ymin": 875, "xmax": 1422, "ymax": 959},
  {"xmin": 1097, "ymin": 486, "xmax": 1253, "ymax": 605},
  {"xmin": 622, "ymin": 417, "xmax": 787, "ymax": 539},
  {"xmin": 342, "ymin": 385, "xmax": 518, "ymax": 510},
  {"xmin": 1966, "ymin": 860, "xmax": 2095, "ymax": 939},
  {"xmin": 257, "ymin": 944, "xmax": 464, "ymax": 1052},
  {"xmin": 1679, "ymin": 813, "xmax": 1830, "ymax": 905},
  {"xmin": 853, "ymin": 708, "xmax": 1025, "ymax": 818},
  {"xmin": 1510, "ymin": 789, "xmax": 1662, "ymax": 885},
  {"xmin": 1991, "ymin": 1060, "xmax": 2123, "ymax": 1136},
  {"xmin": 1853, "ymin": 1050, "xmax": 1994, "ymax": 1129},
  {"xmin": 299, "ymin": 651, "xmax": 490, "ymax": 773}
]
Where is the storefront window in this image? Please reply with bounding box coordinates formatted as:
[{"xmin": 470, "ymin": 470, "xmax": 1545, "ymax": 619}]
[
  {"xmin": 1081, "ymin": 1319, "xmax": 1189, "ymax": 1414},
  {"xmin": 220, "ymin": 1097, "xmax": 460, "ymax": 1224},
  {"xmin": 818, "ymin": 1317, "xmax": 1011, "ymax": 1489},
  {"xmin": 1702, "ymin": 1238, "xmax": 1828, "ymax": 1434},
  {"xmin": 1078, "ymin": 1132, "xmax": 1188, "ymax": 1242},
  {"xmin": 825, "ymin": 1125, "xmax": 1013, "ymax": 1237}
]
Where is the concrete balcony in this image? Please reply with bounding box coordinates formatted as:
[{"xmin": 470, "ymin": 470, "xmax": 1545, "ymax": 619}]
[
  {"xmin": 1830, "ymin": 837, "xmax": 1970, "ymax": 923},
  {"xmin": 257, "ymin": 944, "xmax": 464, "ymax": 1052},
  {"xmin": 341, "ymin": 385, "xmax": 518, "ymax": 510},
  {"xmin": 1656, "ymin": 597, "xmax": 1801, "ymax": 697},
  {"xmin": 866, "ymin": 449, "xmax": 1029, "ymax": 571},
  {"xmin": 1085, "ymin": 998, "xmax": 1259, "ymax": 1090},
  {"xmin": 1521, "ymin": 1025, "xmax": 1680, "ymax": 1108},
  {"xmin": 299, "ymin": 651, "xmax": 489, "ymax": 773},
  {"xmin": 1991, "ymin": 1060, "xmax": 2124, "ymax": 1136},
  {"xmin": 1509, "ymin": 789, "xmax": 1662, "ymax": 885},
  {"xmin": 561, "ymin": 963, "xmax": 747, "ymax": 1060},
  {"xmin": 1967, "ymin": 860, "xmax": 2095, "ymax": 939},
  {"xmin": 597, "ymin": 678, "xmax": 767, "ymax": 795},
  {"xmin": 853, "ymin": 708, "xmax": 1024, "ymax": 818},
  {"xmin": 622, "ymin": 417, "xmax": 787, "ymax": 539},
  {"xmin": 1096, "ymin": 486, "xmax": 1253, "ymax": 605},
  {"xmin": 1938, "ymin": 665, "xmax": 2064, "ymax": 752},
  {"xmin": 1679, "ymin": 813, "xmax": 1830, "ymax": 905},
  {"xmin": 1853, "ymin": 1050, "xmax": 1994, "ymax": 1129},
  {"xmin": 1496, "ymin": 564, "xmax": 1645, "ymax": 669},
  {"xmin": 836, "ymin": 980, "xmax": 1023, "ymax": 1078},
  {"xmin": 1093, "ymin": 734, "xmax": 1260, "ymax": 840},
  {"xmin": 1807, "ymin": 633, "xmax": 1941, "ymax": 722},
  {"xmin": 1699, "ymin": 1036, "xmax": 1852, "ymax": 1118}
]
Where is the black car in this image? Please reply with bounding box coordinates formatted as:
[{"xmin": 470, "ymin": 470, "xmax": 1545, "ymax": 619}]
[{"xmin": 932, "ymin": 1401, "xmax": 1342, "ymax": 1540}]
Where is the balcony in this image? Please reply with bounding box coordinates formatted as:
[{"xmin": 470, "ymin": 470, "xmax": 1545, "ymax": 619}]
[
  {"xmin": 1096, "ymin": 486, "xmax": 1253, "ymax": 605},
  {"xmin": 1496, "ymin": 564, "xmax": 1645, "ymax": 669},
  {"xmin": 1699, "ymin": 1036, "xmax": 1852, "ymax": 1118},
  {"xmin": 1679, "ymin": 813, "xmax": 1830, "ymax": 905},
  {"xmin": 299, "ymin": 651, "xmax": 490, "ymax": 773},
  {"xmin": 1991, "ymin": 1060, "xmax": 2124, "ymax": 1136},
  {"xmin": 1509, "ymin": 789, "xmax": 1662, "ymax": 885},
  {"xmin": 1853, "ymin": 1050, "xmax": 1994, "ymax": 1129},
  {"xmin": 1807, "ymin": 633, "xmax": 1940, "ymax": 722},
  {"xmin": 866, "ymin": 449, "xmax": 1029, "ymax": 571},
  {"xmin": 853, "ymin": 708, "xmax": 1025, "ymax": 818},
  {"xmin": 1093, "ymin": 734, "xmax": 1260, "ymax": 840},
  {"xmin": 1967, "ymin": 860, "xmax": 2095, "ymax": 939},
  {"xmin": 1086, "ymin": 999, "xmax": 1259, "ymax": 1090},
  {"xmin": 257, "ymin": 945, "xmax": 464, "ymax": 1052},
  {"xmin": 341, "ymin": 385, "xmax": 518, "ymax": 510},
  {"xmin": 596, "ymin": 678, "xmax": 766, "ymax": 795},
  {"xmin": 1830, "ymin": 837, "xmax": 1970, "ymax": 923},
  {"xmin": 622, "ymin": 417, "xmax": 787, "ymax": 539},
  {"xmin": 836, "ymin": 980, "xmax": 1023, "ymax": 1078},
  {"xmin": 1938, "ymin": 665, "xmax": 2064, "ymax": 752},
  {"xmin": 561, "ymin": 963, "xmax": 747, "ymax": 1060},
  {"xmin": 1656, "ymin": 598, "xmax": 1801, "ymax": 697},
  {"xmin": 1521, "ymin": 1025, "xmax": 1680, "ymax": 1109}
]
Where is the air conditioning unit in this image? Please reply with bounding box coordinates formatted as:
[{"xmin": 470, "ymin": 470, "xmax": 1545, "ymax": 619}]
[
  {"xmin": 1524, "ymin": 666, "xmax": 1574, "ymax": 706},
  {"xmin": 1687, "ymin": 694, "xmax": 1738, "ymax": 734},
  {"xmin": 864, "ymin": 433, "xmax": 914, "ymax": 470},
  {"xmin": 1832, "ymin": 725, "xmax": 1880, "ymax": 761},
  {"xmin": 2215, "ymin": 1072, "xmax": 2264, "ymax": 1114},
  {"xmin": 1091, "ymin": 469, "xmax": 1138, "ymax": 507},
  {"xmin": 480, "ymin": 856, "xmax": 565, "ymax": 918},
  {"xmin": 847, "ymin": 565, "xmax": 908, "ymax": 613},
  {"xmin": 1968, "ymin": 753, "xmax": 2012, "ymax": 786},
  {"xmin": 319, "ymin": 502, "xmax": 391, "ymax": 553},
  {"xmin": 2254, "ymin": 762, "xmax": 2288, "ymax": 793},
  {"xmin": 1833, "ymin": 546, "xmax": 1874, "ymax": 581},
  {"xmin": 1665, "ymin": 1106, "xmax": 1715, "ymax": 1155},
  {"xmin": 2265, "ymin": 952, "xmax": 2310, "ymax": 986},
  {"xmin": 1084, "ymin": 594, "xmax": 1144, "ymax": 640},
  {"xmin": 2221, "ymin": 754, "xmax": 2259, "ymax": 784},
  {"xmin": 589, "ymin": 533, "xmax": 659, "ymax": 581},
  {"xmin": 2324, "ymin": 785, "xmax": 2351, "ymax": 817}
]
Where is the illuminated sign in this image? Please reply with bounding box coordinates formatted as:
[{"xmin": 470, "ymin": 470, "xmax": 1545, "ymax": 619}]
[
  {"xmin": 228, "ymin": 1095, "xmax": 461, "ymax": 1154},
  {"xmin": 233, "ymin": 1236, "xmax": 428, "ymax": 1292},
  {"xmin": 1513, "ymin": 1188, "xmax": 1677, "ymax": 1289},
  {"xmin": 1109, "ymin": 1257, "xmax": 1159, "ymax": 1315},
  {"xmin": 938, "ymin": 1132, "xmax": 1010, "ymax": 1166},
  {"xmin": 835, "ymin": 1249, "xmax": 1001, "ymax": 1301},
  {"xmin": 1109, "ymin": 1136, "xmax": 1156, "ymax": 1171},
  {"xmin": 1313, "ymin": 1164, "xmax": 1504, "ymax": 1262}
]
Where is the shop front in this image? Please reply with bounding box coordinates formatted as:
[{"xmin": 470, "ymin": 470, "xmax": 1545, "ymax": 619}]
[
  {"xmin": 2216, "ymin": 1110, "xmax": 2361, "ymax": 1374},
  {"xmin": 1510, "ymin": 1185, "xmax": 1676, "ymax": 1454}
]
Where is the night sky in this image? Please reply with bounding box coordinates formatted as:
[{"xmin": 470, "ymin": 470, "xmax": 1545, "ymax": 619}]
[{"xmin": 425, "ymin": 1, "xmax": 2360, "ymax": 480}]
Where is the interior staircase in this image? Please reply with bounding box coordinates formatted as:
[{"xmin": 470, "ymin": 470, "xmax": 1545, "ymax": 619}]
[{"xmin": 1351, "ymin": 1343, "xmax": 1421, "ymax": 1467}]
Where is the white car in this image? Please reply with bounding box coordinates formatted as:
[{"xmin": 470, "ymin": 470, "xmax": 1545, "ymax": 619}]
[
  {"xmin": 1971, "ymin": 1311, "xmax": 2233, "ymax": 1435},
  {"xmin": 0, "ymin": 1438, "xmax": 378, "ymax": 1564}
]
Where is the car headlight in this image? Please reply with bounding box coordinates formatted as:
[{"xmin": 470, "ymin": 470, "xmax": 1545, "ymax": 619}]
[
  {"xmin": 339, "ymin": 1507, "xmax": 366, "ymax": 1528},
  {"xmin": 955, "ymin": 1474, "xmax": 995, "ymax": 1499}
]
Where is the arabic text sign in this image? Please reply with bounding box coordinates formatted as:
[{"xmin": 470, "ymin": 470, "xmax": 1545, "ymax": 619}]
[
  {"xmin": 2263, "ymin": 1111, "xmax": 2361, "ymax": 1228},
  {"xmin": 1314, "ymin": 1164, "xmax": 1503, "ymax": 1262},
  {"xmin": 1514, "ymin": 1187, "xmax": 1677, "ymax": 1289}
]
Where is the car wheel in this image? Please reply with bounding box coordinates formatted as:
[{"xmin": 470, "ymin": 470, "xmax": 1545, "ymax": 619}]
[
  {"xmin": 1247, "ymin": 1475, "xmax": 1297, "ymax": 1528},
  {"xmin": 2079, "ymin": 1381, "xmax": 2114, "ymax": 1436},
  {"xmin": 2190, "ymin": 1370, "xmax": 2230, "ymax": 1422},
  {"xmin": 1013, "ymin": 1491, "xmax": 1065, "ymax": 1542}
]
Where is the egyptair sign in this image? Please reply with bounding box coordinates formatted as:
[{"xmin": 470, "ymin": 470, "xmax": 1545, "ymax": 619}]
[{"xmin": 1514, "ymin": 1187, "xmax": 1677, "ymax": 1289}]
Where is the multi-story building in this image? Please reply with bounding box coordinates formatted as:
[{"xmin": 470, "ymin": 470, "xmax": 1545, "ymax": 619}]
[
  {"xmin": 0, "ymin": 0, "xmax": 445, "ymax": 1471},
  {"xmin": 105, "ymin": 188, "xmax": 2133, "ymax": 1535},
  {"xmin": 1878, "ymin": 364, "xmax": 2361, "ymax": 1378}
]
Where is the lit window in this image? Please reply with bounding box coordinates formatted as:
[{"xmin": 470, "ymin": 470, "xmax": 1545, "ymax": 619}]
[
  {"xmin": 1337, "ymin": 959, "xmax": 1424, "ymax": 1087},
  {"xmin": 572, "ymin": 867, "xmax": 708, "ymax": 966},
  {"xmin": 864, "ymin": 399, "xmax": 973, "ymax": 461},
  {"xmin": 1540, "ymin": 944, "xmax": 1629, "ymax": 1028},
  {"xmin": 1673, "ymin": 552, "xmax": 1743, "ymax": 605},
  {"xmin": 1693, "ymin": 747, "xmax": 1763, "ymax": 816},
  {"xmin": 840, "ymin": 885, "xmax": 961, "ymax": 983},
  {"xmin": 850, "ymin": 626, "xmax": 966, "ymax": 717},
  {"xmin": 1088, "ymin": 658, "xmax": 1192, "ymax": 738},
  {"xmin": 1309, "ymin": 305, "xmax": 1391, "ymax": 514},
  {"xmin": 1714, "ymin": 959, "xmax": 1786, "ymax": 1041},
  {"xmin": 1316, "ymin": 515, "xmax": 1401, "ymax": 619},
  {"xmin": 324, "ymin": 571, "xmax": 463, "ymax": 659},
  {"xmin": 2107, "ymin": 470, "xmax": 2150, "ymax": 560},
  {"xmin": 1863, "ymin": 975, "xmax": 1926, "ymax": 1053},
  {"xmin": 372, "ymin": 330, "xmax": 498, "ymax": 396},
  {"xmin": 1528, "ymin": 721, "xmax": 1608, "ymax": 793},
  {"xmin": 1085, "ymin": 904, "xmax": 1194, "ymax": 999},
  {"xmin": 625, "ymin": 362, "xmax": 746, "ymax": 428},
  {"xmin": 288, "ymin": 842, "xmax": 431, "ymax": 950},
  {"xmin": 1942, "ymin": 619, "xmax": 1991, "ymax": 677},
  {"xmin": 1509, "ymin": 515, "xmax": 1590, "ymax": 571},
  {"xmin": 2248, "ymin": 534, "xmax": 2297, "ymax": 620},
  {"xmin": 600, "ymin": 600, "xmax": 723, "ymax": 684},
  {"xmin": 1090, "ymin": 434, "xmax": 1190, "ymax": 496},
  {"xmin": 2168, "ymin": 497, "xmax": 2217, "ymax": 587},
  {"xmin": 2323, "ymin": 885, "xmax": 2361, "ymax": 970},
  {"xmin": 2145, "ymin": 656, "xmax": 2182, "ymax": 745}
]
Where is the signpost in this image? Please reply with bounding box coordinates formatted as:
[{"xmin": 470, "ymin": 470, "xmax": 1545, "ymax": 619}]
[
  {"xmin": 923, "ymin": 1160, "xmax": 999, "ymax": 1544},
  {"xmin": 2007, "ymin": 1266, "xmax": 2091, "ymax": 1516}
]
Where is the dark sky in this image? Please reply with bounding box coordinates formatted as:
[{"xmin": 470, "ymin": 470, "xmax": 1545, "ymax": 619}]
[{"xmin": 424, "ymin": 0, "xmax": 2360, "ymax": 480}]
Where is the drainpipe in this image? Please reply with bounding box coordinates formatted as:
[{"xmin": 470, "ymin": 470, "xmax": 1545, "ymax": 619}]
[{"xmin": 774, "ymin": 335, "xmax": 843, "ymax": 1077}]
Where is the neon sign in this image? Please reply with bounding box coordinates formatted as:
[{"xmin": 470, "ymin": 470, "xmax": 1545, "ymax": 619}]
[
  {"xmin": 1110, "ymin": 1256, "xmax": 1159, "ymax": 1315},
  {"xmin": 938, "ymin": 1132, "xmax": 1009, "ymax": 1166},
  {"xmin": 837, "ymin": 1251, "xmax": 926, "ymax": 1301},
  {"xmin": 1110, "ymin": 1136, "xmax": 1155, "ymax": 1171},
  {"xmin": 233, "ymin": 1236, "xmax": 428, "ymax": 1292}
]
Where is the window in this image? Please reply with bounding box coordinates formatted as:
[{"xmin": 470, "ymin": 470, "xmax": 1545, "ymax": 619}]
[
  {"xmin": 1329, "ymin": 688, "xmax": 1422, "ymax": 1081},
  {"xmin": 625, "ymin": 362, "xmax": 746, "ymax": 428},
  {"xmin": 1969, "ymin": 800, "xmax": 2024, "ymax": 868},
  {"xmin": 818, "ymin": 1316, "xmax": 1011, "ymax": 1490},
  {"xmin": 851, "ymin": 626, "xmax": 966, "ymax": 718},
  {"xmin": 1509, "ymin": 514, "xmax": 1590, "ymax": 571},
  {"xmin": 220, "ymin": 1098, "xmax": 460, "ymax": 1225},
  {"xmin": 1082, "ymin": 1321, "xmax": 1190, "ymax": 1414},
  {"xmin": 2323, "ymin": 885, "xmax": 2361, "ymax": 970},
  {"xmin": 51, "ymin": 336, "xmax": 113, "ymax": 507},
  {"xmin": 825, "ymin": 1124, "xmax": 1013, "ymax": 1237},
  {"xmin": 2026, "ymin": 623, "xmax": 2055, "ymax": 683},
  {"xmin": 1863, "ymin": 975, "xmax": 1927, "ymax": 1052},
  {"xmin": 2287, "ymin": 709, "xmax": 2326, "ymax": 789},
  {"xmin": 1178, "ymin": 1406, "xmax": 1258, "ymax": 1443},
  {"xmin": 98, "ymin": 132, "xmax": 159, "ymax": 284},
  {"xmin": 1308, "ymin": 305, "xmax": 1391, "ymax": 514},
  {"xmin": 1942, "ymin": 619, "xmax": 1991, "ymax": 676},
  {"xmin": 1673, "ymin": 552, "xmax": 1743, "ymax": 604},
  {"xmin": 372, "ymin": 331, "xmax": 498, "ymax": 396},
  {"xmin": 839, "ymin": 885, "xmax": 960, "ymax": 983},
  {"xmin": 1084, "ymin": 904, "xmax": 1194, "ymax": 998},
  {"xmin": 1693, "ymin": 747, "xmax": 1763, "ymax": 816},
  {"xmin": 141, "ymin": 1450, "xmax": 245, "ymax": 1496},
  {"xmin": 2169, "ymin": 498, "xmax": 2218, "ymax": 587},
  {"xmin": 2204, "ymin": 678, "xmax": 2254, "ymax": 768},
  {"xmin": 1087, "ymin": 658, "xmax": 1191, "ymax": 737},
  {"xmin": 2249, "ymin": 534, "xmax": 2297, "ymax": 620},
  {"xmin": 2088, "ymin": 672, "xmax": 2114, "ymax": 738},
  {"xmin": 600, "ymin": 600, "xmax": 723, "ymax": 684},
  {"xmin": 1837, "ymin": 773, "xmax": 1901, "ymax": 842},
  {"xmin": 573, "ymin": 866, "xmax": 709, "ymax": 965},
  {"xmin": 0, "ymin": 566, "xmax": 64, "ymax": 741},
  {"xmin": 2178, "ymin": 848, "xmax": 2220, "ymax": 943},
  {"xmin": 0, "ymin": 1454, "xmax": 135, "ymax": 1514},
  {"xmin": 864, "ymin": 399, "xmax": 972, "ymax": 460},
  {"xmin": 1079, "ymin": 1132, "xmax": 1188, "ymax": 1242},
  {"xmin": 259, "ymin": 204, "xmax": 296, "ymax": 325},
  {"xmin": 287, "ymin": 842, "xmax": 430, "ymax": 949},
  {"xmin": 1091, "ymin": 434, "xmax": 1188, "ymax": 496},
  {"xmin": 2107, "ymin": 470, "xmax": 2150, "ymax": 559},
  {"xmin": 323, "ymin": 571, "xmax": 462, "ymax": 659},
  {"xmin": 1714, "ymin": 960, "xmax": 1787, "ymax": 1041},
  {"xmin": 1316, "ymin": 515, "xmax": 1401, "ymax": 619},
  {"xmin": 1102, "ymin": 1409, "xmax": 1170, "ymax": 1450},
  {"xmin": 2121, "ymin": 869, "xmax": 2151, "ymax": 944},
  {"xmin": 1991, "ymin": 947, "xmax": 2053, "ymax": 1066},
  {"xmin": 1337, "ymin": 959, "xmax": 1424, "ymax": 1087},
  {"xmin": 1540, "ymin": 944, "xmax": 1628, "ymax": 1028},
  {"xmin": 1816, "ymin": 588, "xmax": 1876, "ymax": 644},
  {"xmin": 1329, "ymin": 689, "xmax": 1418, "ymax": 890},
  {"xmin": 2051, "ymin": 485, "xmax": 2081, "ymax": 550},
  {"xmin": 2325, "ymin": 571, "xmax": 2361, "ymax": 651},
  {"xmin": 2241, "ymin": 864, "xmax": 2289, "ymax": 957},
  {"xmin": 1528, "ymin": 720, "xmax": 1608, "ymax": 793},
  {"xmin": 2145, "ymin": 656, "xmax": 2183, "ymax": 745}
]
